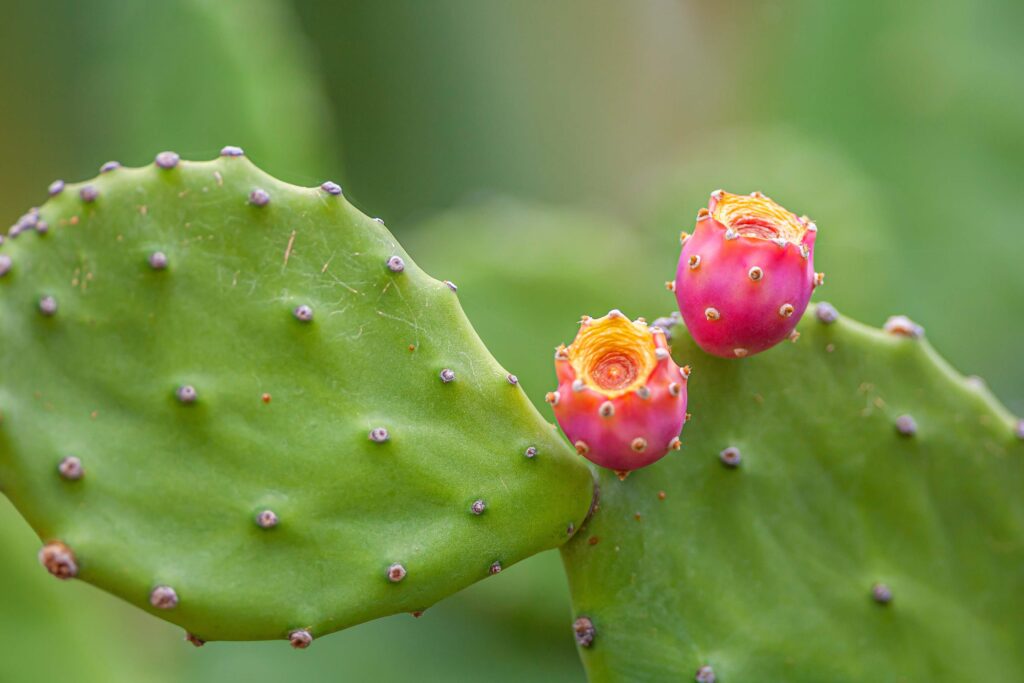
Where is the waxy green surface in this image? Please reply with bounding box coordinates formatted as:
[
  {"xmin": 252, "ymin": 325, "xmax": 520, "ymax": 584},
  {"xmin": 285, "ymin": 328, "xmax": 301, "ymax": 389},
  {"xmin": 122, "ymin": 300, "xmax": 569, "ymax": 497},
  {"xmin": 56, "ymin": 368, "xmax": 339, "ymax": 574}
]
[
  {"xmin": 0, "ymin": 156, "xmax": 593, "ymax": 642},
  {"xmin": 562, "ymin": 308, "xmax": 1024, "ymax": 681}
]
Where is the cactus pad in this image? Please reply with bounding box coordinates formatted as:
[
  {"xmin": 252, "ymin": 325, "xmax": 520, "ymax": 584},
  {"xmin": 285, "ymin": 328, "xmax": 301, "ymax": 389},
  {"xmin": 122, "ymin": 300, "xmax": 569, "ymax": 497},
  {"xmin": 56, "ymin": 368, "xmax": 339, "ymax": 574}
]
[
  {"xmin": 561, "ymin": 307, "xmax": 1023, "ymax": 681},
  {"xmin": 0, "ymin": 154, "xmax": 593, "ymax": 643}
]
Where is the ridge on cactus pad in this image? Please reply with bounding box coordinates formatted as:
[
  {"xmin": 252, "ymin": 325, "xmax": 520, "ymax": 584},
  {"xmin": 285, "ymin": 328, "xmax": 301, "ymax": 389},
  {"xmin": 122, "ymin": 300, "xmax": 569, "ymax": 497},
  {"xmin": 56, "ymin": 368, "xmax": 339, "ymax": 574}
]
[
  {"xmin": 561, "ymin": 305, "xmax": 1024, "ymax": 682},
  {"xmin": 0, "ymin": 152, "xmax": 594, "ymax": 643}
]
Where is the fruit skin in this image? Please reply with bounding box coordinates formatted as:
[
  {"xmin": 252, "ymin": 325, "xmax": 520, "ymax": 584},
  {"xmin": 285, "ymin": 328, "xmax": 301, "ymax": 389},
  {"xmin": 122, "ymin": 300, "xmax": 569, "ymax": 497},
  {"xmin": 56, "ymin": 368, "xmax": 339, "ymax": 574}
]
[
  {"xmin": 549, "ymin": 311, "xmax": 688, "ymax": 472},
  {"xmin": 674, "ymin": 190, "xmax": 818, "ymax": 358},
  {"xmin": 0, "ymin": 152, "xmax": 593, "ymax": 643},
  {"xmin": 561, "ymin": 306, "xmax": 1024, "ymax": 682}
]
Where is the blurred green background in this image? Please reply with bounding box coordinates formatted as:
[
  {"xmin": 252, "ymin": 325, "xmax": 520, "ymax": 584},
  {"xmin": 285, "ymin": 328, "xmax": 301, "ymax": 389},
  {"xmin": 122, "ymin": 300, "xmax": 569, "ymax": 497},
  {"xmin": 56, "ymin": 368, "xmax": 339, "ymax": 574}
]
[{"xmin": 2, "ymin": 0, "xmax": 1021, "ymax": 680}]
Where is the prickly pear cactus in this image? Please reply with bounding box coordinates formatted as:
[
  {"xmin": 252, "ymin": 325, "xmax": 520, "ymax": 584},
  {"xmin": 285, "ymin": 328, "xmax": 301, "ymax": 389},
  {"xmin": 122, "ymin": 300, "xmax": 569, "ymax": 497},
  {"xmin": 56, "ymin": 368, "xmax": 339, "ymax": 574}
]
[
  {"xmin": 0, "ymin": 153, "xmax": 593, "ymax": 644},
  {"xmin": 561, "ymin": 307, "xmax": 1024, "ymax": 681}
]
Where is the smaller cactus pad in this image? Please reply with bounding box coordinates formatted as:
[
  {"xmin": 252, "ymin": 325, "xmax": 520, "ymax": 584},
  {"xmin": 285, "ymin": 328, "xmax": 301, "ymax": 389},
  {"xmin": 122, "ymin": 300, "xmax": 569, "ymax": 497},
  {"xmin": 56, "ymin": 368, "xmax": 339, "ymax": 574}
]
[
  {"xmin": 561, "ymin": 307, "xmax": 1024, "ymax": 681},
  {"xmin": 0, "ymin": 153, "xmax": 594, "ymax": 642}
]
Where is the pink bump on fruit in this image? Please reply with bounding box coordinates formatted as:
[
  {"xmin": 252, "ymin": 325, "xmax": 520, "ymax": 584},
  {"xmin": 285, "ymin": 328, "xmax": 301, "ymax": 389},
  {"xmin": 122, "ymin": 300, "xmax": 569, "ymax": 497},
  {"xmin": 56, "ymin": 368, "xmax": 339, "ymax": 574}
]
[
  {"xmin": 548, "ymin": 311, "xmax": 689, "ymax": 473},
  {"xmin": 675, "ymin": 190, "xmax": 819, "ymax": 358}
]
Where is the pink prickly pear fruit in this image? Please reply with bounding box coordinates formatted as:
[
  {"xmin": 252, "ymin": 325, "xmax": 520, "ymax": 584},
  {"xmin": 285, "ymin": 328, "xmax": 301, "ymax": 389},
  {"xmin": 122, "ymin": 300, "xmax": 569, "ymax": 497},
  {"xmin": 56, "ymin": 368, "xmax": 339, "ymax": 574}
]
[
  {"xmin": 546, "ymin": 310, "xmax": 689, "ymax": 474},
  {"xmin": 674, "ymin": 190, "xmax": 823, "ymax": 358}
]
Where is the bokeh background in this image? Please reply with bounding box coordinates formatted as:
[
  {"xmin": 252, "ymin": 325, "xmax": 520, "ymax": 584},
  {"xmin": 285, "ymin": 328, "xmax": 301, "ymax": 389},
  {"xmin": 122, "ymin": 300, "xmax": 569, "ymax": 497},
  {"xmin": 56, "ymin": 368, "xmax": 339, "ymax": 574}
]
[{"xmin": 2, "ymin": 1, "xmax": 1021, "ymax": 680}]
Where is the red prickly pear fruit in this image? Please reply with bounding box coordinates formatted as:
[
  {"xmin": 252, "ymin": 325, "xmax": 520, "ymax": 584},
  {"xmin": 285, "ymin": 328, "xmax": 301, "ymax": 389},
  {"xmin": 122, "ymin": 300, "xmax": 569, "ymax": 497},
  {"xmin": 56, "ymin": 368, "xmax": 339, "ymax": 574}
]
[
  {"xmin": 674, "ymin": 190, "xmax": 819, "ymax": 358},
  {"xmin": 548, "ymin": 310, "xmax": 689, "ymax": 472}
]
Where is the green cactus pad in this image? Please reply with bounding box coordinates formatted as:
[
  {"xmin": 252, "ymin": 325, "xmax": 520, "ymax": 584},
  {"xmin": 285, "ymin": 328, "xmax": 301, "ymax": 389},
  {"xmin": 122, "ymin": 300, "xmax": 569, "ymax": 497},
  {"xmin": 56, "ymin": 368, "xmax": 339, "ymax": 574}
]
[
  {"xmin": 561, "ymin": 307, "xmax": 1023, "ymax": 681},
  {"xmin": 0, "ymin": 154, "xmax": 593, "ymax": 643}
]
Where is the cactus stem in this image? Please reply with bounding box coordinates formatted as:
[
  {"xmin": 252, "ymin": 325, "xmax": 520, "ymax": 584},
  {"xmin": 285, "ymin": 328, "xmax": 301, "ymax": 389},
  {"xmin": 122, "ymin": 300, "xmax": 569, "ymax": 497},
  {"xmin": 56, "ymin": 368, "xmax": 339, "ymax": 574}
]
[
  {"xmin": 734, "ymin": 348, "xmax": 748, "ymax": 358},
  {"xmin": 369, "ymin": 427, "xmax": 390, "ymax": 443},
  {"xmin": 695, "ymin": 665, "xmax": 717, "ymax": 683},
  {"xmin": 155, "ymin": 151, "xmax": 180, "ymax": 169},
  {"xmin": 249, "ymin": 188, "xmax": 271, "ymax": 207},
  {"xmin": 524, "ymin": 446, "xmax": 538, "ymax": 459},
  {"xmin": 488, "ymin": 561, "xmax": 502, "ymax": 575},
  {"xmin": 289, "ymin": 629, "xmax": 313, "ymax": 649},
  {"xmin": 220, "ymin": 145, "xmax": 245, "ymax": 157},
  {"xmin": 779, "ymin": 303, "xmax": 795, "ymax": 318},
  {"xmin": 100, "ymin": 161, "xmax": 121, "ymax": 173},
  {"xmin": 816, "ymin": 302, "xmax": 839, "ymax": 324},
  {"xmin": 57, "ymin": 456, "xmax": 83, "ymax": 481},
  {"xmin": 688, "ymin": 254, "xmax": 701, "ymax": 270},
  {"xmin": 471, "ymin": 499, "xmax": 486, "ymax": 515},
  {"xmin": 573, "ymin": 616, "xmax": 595, "ymax": 647},
  {"xmin": 387, "ymin": 563, "xmax": 407, "ymax": 583},
  {"xmin": 872, "ymin": 583, "xmax": 893, "ymax": 604},
  {"xmin": 704, "ymin": 307, "xmax": 720, "ymax": 321},
  {"xmin": 719, "ymin": 446, "xmax": 742, "ymax": 468},
  {"xmin": 80, "ymin": 185, "xmax": 99, "ymax": 203},
  {"xmin": 256, "ymin": 510, "xmax": 279, "ymax": 529},
  {"xmin": 748, "ymin": 266, "xmax": 764, "ymax": 281},
  {"xmin": 599, "ymin": 401, "xmax": 615, "ymax": 418},
  {"xmin": 148, "ymin": 251, "xmax": 169, "ymax": 270},
  {"xmin": 439, "ymin": 368, "xmax": 456, "ymax": 384},
  {"xmin": 293, "ymin": 305, "xmax": 314, "ymax": 323},
  {"xmin": 386, "ymin": 256, "xmax": 406, "ymax": 273},
  {"xmin": 149, "ymin": 586, "xmax": 179, "ymax": 610},
  {"xmin": 895, "ymin": 414, "xmax": 918, "ymax": 436},
  {"xmin": 38, "ymin": 296, "xmax": 58, "ymax": 316},
  {"xmin": 320, "ymin": 181, "xmax": 342, "ymax": 195},
  {"xmin": 175, "ymin": 385, "xmax": 198, "ymax": 404},
  {"xmin": 185, "ymin": 632, "xmax": 205, "ymax": 647},
  {"xmin": 39, "ymin": 541, "xmax": 78, "ymax": 579},
  {"xmin": 574, "ymin": 440, "xmax": 590, "ymax": 455},
  {"xmin": 48, "ymin": 179, "xmax": 65, "ymax": 196},
  {"xmin": 631, "ymin": 437, "xmax": 648, "ymax": 452}
]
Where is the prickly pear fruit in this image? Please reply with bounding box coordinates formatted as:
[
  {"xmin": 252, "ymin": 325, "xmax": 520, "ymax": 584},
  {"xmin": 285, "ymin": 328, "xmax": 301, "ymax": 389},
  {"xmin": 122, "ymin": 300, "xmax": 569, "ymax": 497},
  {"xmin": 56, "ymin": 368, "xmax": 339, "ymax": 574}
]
[
  {"xmin": 674, "ymin": 190, "xmax": 820, "ymax": 358},
  {"xmin": 548, "ymin": 311, "xmax": 688, "ymax": 473}
]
